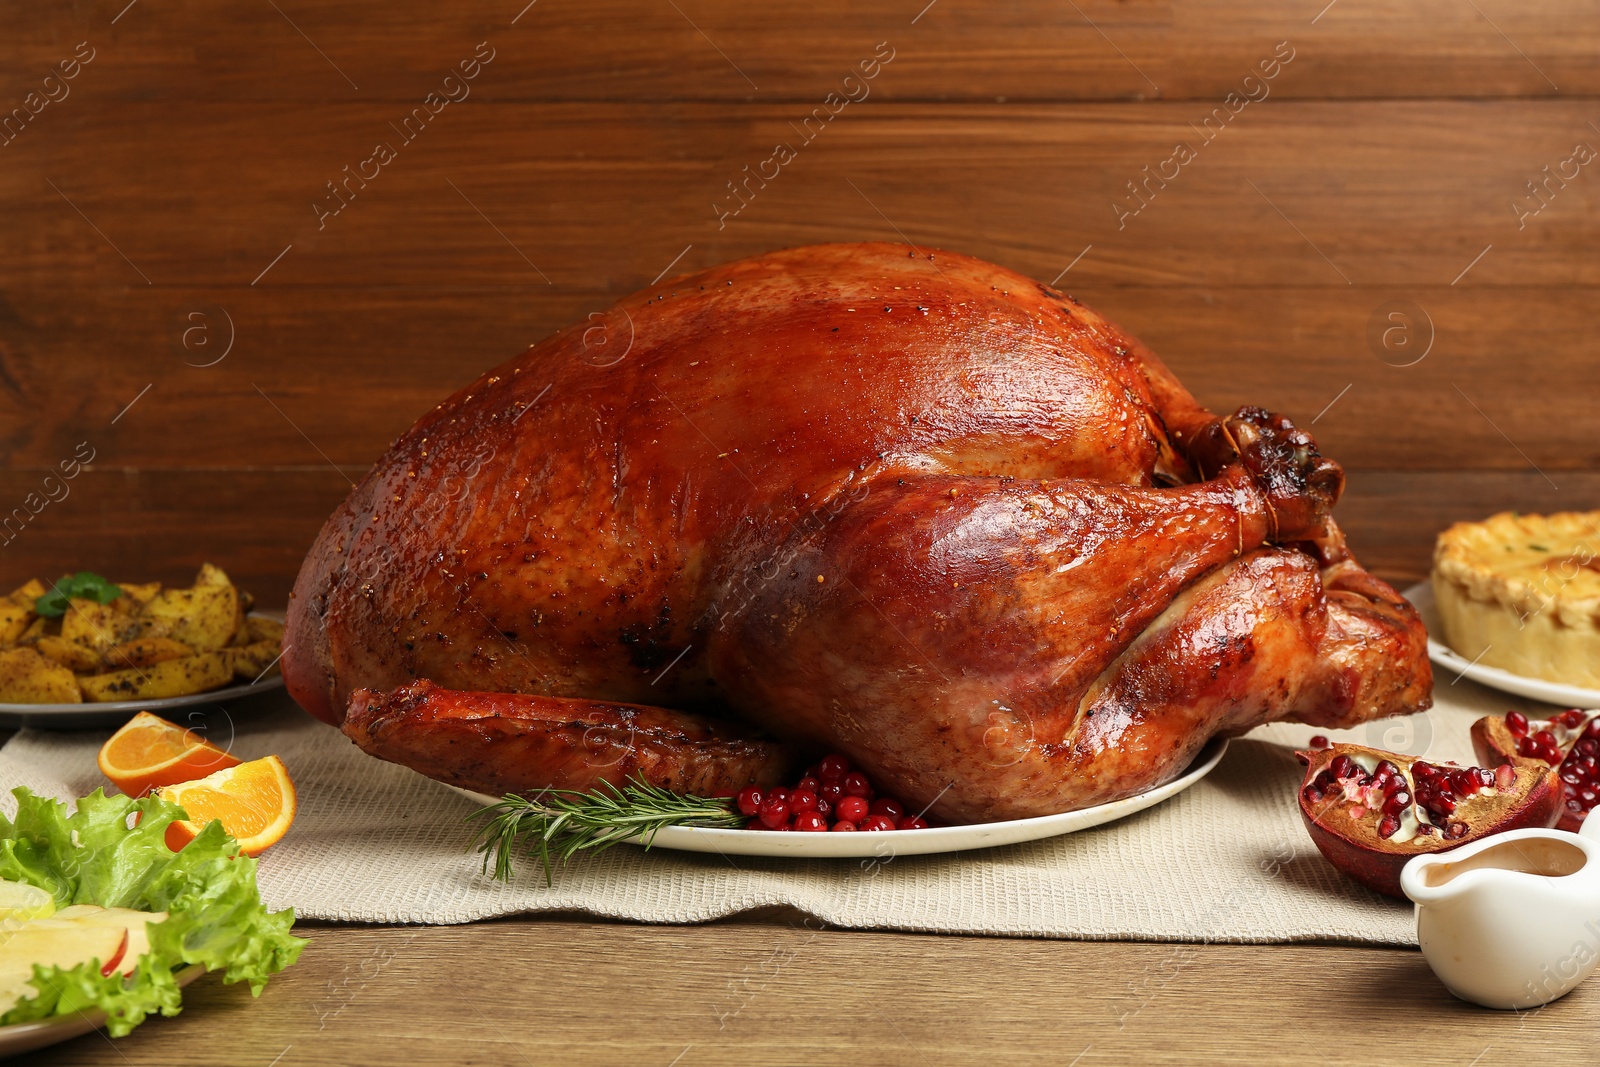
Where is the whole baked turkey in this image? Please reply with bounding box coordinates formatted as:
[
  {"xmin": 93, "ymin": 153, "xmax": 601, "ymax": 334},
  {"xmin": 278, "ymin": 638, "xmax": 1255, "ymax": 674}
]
[{"xmin": 284, "ymin": 243, "xmax": 1431, "ymax": 823}]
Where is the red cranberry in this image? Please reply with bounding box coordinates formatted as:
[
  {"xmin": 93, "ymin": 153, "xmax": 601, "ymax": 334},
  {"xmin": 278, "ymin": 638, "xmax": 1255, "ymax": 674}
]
[
  {"xmin": 897, "ymin": 815, "xmax": 929, "ymax": 830},
  {"xmin": 757, "ymin": 797, "xmax": 790, "ymax": 829},
  {"xmin": 870, "ymin": 798, "xmax": 905, "ymax": 820},
  {"xmin": 836, "ymin": 796, "xmax": 869, "ymax": 824},
  {"xmin": 831, "ymin": 820, "xmax": 858, "ymax": 832},
  {"xmin": 736, "ymin": 786, "xmax": 764, "ymax": 817},
  {"xmin": 793, "ymin": 812, "xmax": 828, "ymax": 832},
  {"xmin": 1506, "ymin": 711, "xmax": 1529, "ymax": 737},
  {"xmin": 819, "ymin": 754, "xmax": 850, "ymax": 780},
  {"xmin": 791, "ymin": 790, "xmax": 819, "ymax": 814},
  {"xmin": 769, "ymin": 787, "xmax": 791, "ymax": 804},
  {"xmin": 842, "ymin": 772, "xmax": 874, "ymax": 799},
  {"xmin": 819, "ymin": 781, "xmax": 845, "ymax": 804},
  {"xmin": 815, "ymin": 798, "xmax": 832, "ymax": 819},
  {"xmin": 796, "ymin": 776, "xmax": 820, "ymax": 794},
  {"xmin": 800, "ymin": 764, "xmax": 819, "ymax": 781},
  {"xmin": 1309, "ymin": 735, "xmax": 1330, "ymax": 750},
  {"xmin": 860, "ymin": 815, "xmax": 897, "ymax": 832}
]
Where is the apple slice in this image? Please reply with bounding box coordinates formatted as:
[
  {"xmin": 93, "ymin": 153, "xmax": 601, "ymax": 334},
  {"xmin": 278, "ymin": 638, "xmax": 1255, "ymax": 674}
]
[
  {"xmin": 51, "ymin": 907, "xmax": 168, "ymax": 975},
  {"xmin": 0, "ymin": 922, "xmax": 126, "ymax": 1014},
  {"xmin": 0, "ymin": 880, "xmax": 56, "ymax": 922}
]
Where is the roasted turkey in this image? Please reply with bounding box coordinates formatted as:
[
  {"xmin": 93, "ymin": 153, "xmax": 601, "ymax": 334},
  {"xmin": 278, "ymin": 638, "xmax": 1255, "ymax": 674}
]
[{"xmin": 283, "ymin": 243, "xmax": 1432, "ymax": 823}]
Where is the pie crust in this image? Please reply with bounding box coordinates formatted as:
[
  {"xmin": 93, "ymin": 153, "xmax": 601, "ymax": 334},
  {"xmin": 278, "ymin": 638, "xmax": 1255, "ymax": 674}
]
[{"xmin": 1431, "ymin": 510, "xmax": 1600, "ymax": 688}]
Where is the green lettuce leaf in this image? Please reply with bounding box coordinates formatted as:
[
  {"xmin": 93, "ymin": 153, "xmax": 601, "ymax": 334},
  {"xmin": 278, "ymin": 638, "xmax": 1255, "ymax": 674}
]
[{"xmin": 0, "ymin": 787, "xmax": 306, "ymax": 1037}]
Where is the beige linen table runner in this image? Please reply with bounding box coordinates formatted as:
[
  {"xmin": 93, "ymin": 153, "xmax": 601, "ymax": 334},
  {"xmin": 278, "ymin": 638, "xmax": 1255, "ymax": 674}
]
[{"xmin": 0, "ymin": 675, "xmax": 1553, "ymax": 944}]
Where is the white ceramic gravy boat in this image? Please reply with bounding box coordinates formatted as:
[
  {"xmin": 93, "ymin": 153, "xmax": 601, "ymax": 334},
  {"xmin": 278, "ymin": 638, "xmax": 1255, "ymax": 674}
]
[{"xmin": 1401, "ymin": 815, "xmax": 1600, "ymax": 1009}]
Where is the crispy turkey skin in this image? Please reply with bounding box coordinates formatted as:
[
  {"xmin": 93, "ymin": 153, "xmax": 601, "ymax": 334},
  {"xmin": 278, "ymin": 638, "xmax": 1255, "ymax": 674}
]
[{"xmin": 284, "ymin": 243, "xmax": 1431, "ymax": 822}]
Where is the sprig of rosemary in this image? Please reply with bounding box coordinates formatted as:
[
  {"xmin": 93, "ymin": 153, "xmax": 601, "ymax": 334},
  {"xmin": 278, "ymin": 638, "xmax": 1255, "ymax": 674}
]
[{"xmin": 469, "ymin": 777, "xmax": 745, "ymax": 885}]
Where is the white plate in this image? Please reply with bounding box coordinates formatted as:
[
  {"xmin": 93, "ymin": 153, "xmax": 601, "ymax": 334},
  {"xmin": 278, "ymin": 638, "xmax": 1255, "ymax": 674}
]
[
  {"xmin": 1407, "ymin": 581, "xmax": 1600, "ymax": 709},
  {"xmin": 0, "ymin": 614, "xmax": 285, "ymax": 730},
  {"xmin": 456, "ymin": 736, "xmax": 1228, "ymax": 858},
  {"xmin": 0, "ymin": 964, "xmax": 204, "ymax": 1058}
]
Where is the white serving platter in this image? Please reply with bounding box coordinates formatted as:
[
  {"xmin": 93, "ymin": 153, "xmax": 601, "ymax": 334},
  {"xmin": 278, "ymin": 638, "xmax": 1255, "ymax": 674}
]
[{"xmin": 457, "ymin": 736, "xmax": 1228, "ymax": 859}]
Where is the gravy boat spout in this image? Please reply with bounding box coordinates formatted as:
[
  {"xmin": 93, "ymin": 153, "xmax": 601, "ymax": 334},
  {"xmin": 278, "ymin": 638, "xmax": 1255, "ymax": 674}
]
[{"xmin": 1401, "ymin": 818, "xmax": 1600, "ymax": 1010}]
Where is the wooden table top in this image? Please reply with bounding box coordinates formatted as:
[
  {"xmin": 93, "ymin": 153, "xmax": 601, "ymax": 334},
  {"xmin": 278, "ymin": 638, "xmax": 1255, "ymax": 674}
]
[{"xmin": 6, "ymin": 0, "xmax": 1599, "ymax": 1061}]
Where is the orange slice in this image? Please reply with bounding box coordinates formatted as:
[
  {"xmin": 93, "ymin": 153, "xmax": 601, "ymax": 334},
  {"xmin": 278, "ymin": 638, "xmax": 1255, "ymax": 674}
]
[
  {"xmin": 98, "ymin": 711, "xmax": 241, "ymax": 797},
  {"xmin": 159, "ymin": 755, "xmax": 297, "ymax": 857}
]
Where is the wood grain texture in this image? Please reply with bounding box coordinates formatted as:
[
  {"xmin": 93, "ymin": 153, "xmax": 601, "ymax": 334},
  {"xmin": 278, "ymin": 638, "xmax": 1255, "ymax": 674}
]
[
  {"xmin": 3, "ymin": 1, "xmax": 1595, "ymax": 104},
  {"xmin": 19, "ymin": 915, "xmax": 1600, "ymax": 1066},
  {"xmin": 4, "ymin": 101, "xmax": 1597, "ymax": 291}
]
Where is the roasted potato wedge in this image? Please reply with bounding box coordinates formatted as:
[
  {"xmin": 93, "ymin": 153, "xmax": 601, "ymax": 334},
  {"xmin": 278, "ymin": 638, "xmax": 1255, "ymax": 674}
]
[
  {"xmin": 77, "ymin": 651, "xmax": 231, "ymax": 702},
  {"xmin": 59, "ymin": 598, "xmax": 127, "ymax": 651},
  {"xmin": 112, "ymin": 580, "xmax": 161, "ymax": 607},
  {"xmin": 33, "ymin": 636, "xmax": 102, "ymax": 672},
  {"xmin": 103, "ymin": 636, "xmax": 194, "ymax": 670},
  {"xmin": 223, "ymin": 639, "xmax": 281, "ymax": 681},
  {"xmin": 138, "ymin": 582, "xmax": 238, "ymax": 652},
  {"xmin": 0, "ymin": 601, "xmax": 31, "ymax": 644},
  {"xmin": 7, "ymin": 579, "xmax": 46, "ymax": 609},
  {"xmin": 17, "ymin": 616, "xmax": 49, "ymax": 644},
  {"xmin": 0, "ymin": 647, "xmax": 81, "ymax": 704},
  {"xmin": 245, "ymin": 615, "xmax": 285, "ymax": 645}
]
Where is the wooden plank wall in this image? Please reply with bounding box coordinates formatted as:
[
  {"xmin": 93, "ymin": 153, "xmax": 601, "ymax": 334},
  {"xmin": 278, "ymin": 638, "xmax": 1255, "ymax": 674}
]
[{"xmin": 2, "ymin": 0, "xmax": 1595, "ymax": 604}]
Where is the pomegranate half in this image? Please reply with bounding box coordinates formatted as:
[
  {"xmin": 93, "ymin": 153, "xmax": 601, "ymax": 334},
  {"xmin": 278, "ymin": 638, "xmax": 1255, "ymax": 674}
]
[
  {"xmin": 1295, "ymin": 742, "xmax": 1561, "ymax": 899},
  {"xmin": 1472, "ymin": 708, "xmax": 1600, "ymax": 833}
]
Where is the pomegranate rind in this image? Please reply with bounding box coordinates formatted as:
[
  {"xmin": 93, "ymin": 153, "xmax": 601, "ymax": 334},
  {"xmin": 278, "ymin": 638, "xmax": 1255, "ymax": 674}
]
[
  {"xmin": 1473, "ymin": 713, "xmax": 1593, "ymax": 834},
  {"xmin": 1296, "ymin": 742, "xmax": 1561, "ymax": 899}
]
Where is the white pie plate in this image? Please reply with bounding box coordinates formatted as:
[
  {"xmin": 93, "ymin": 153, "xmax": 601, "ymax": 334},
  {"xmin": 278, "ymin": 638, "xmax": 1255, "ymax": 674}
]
[
  {"xmin": 1406, "ymin": 582, "xmax": 1600, "ymax": 709},
  {"xmin": 455, "ymin": 736, "xmax": 1228, "ymax": 859},
  {"xmin": 0, "ymin": 964, "xmax": 204, "ymax": 1059}
]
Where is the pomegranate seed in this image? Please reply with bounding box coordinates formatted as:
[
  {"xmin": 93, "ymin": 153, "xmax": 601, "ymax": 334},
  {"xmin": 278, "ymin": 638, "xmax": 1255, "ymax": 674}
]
[
  {"xmin": 757, "ymin": 797, "xmax": 790, "ymax": 829},
  {"xmin": 897, "ymin": 816, "xmax": 929, "ymax": 830},
  {"xmin": 1446, "ymin": 821, "xmax": 1469, "ymax": 839},
  {"xmin": 1517, "ymin": 736, "xmax": 1539, "ymax": 759},
  {"xmin": 1506, "ymin": 711, "xmax": 1529, "ymax": 737},
  {"xmin": 1416, "ymin": 823, "xmax": 1437, "ymax": 836},
  {"xmin": 842, "ymin": 772, "xmax": 874, "ymax": 799},
  {"xmin": 870, "ymin": 798, "xmax": 906, "ymax": 820},
  {"xmin": 1313, "ymin": 770, "xmax": 1335, "ymax": 790},
  {"xmin": 1375, "ymin": 760, "xmax": 1400, "ymax": 778},
  {"xmin": 793, "ymin": 812, "xmax": 828, "ymax": 832},
  {"xmin": 1309, "ymin": 735, "xmax": 1330, "ymax": 749},
  {"xmin": 1495, "ymin": 764, "xmax": 1516, "ymax": 789},
  {"xmin": 819, "ymin": 781, "xmax": 845, "ymax": 804},
  {"xmin": 1535, "ymin": 729, "xmax": 1558, "ymax": 748},
  {"xmin": 1454, "ymin": 772, "xmax": 1481, "ymax": 797},
  {"xmin": 1585, "ymin": 719, "xmax": 1600, "ymax": 741},
  {"xmin": 861, "ymin": 815, "xmax": 897, "ymax": 832},
  {"xmin": 1431, "ymin": 795, "xmax": 1457, "ymax": 816},
  {"xmin": 836, "ymin": 796, "xmax": 869, "ymax": 823},
  {"xmin": 1581, "ymin": 787, "xmax": 1599, "ymax": 806},
  {"xmin": 1476, "ymin": 767, "xmax": 1496, "ymax": 788},
  {"xmin": 1578, "ymin": 739, "xmax": 1598, "ymax": 757},
  {"xmin": 831, "ymin": 820, "xmax": 858, "ymax": 832},
  {"xmin": 1330, "ymin": 755, "xmax": 1355, "ymax": 780},
  {"xmin": 1569, "ymin": 799, "xmax": 1587, "ymax": 813},
  {"xmin": 1377, "ymin": 815, "xmax": 1400, "ymax": 839},
  {"xmin": 1381, "ymin": 791, "xmax": 1411, "ymax": 816},
  {"xmin": 1563, "ymin": 769, "xmax": 1583, "ymax": 786},
  {"xmin": 1560, "ymin": 709, "xmax": 1587, "ymax": 729},
  {"xmin": 796, "ymin": 776, "xmax": 820, "ymax": 794},
  {"xmin": 1303, "ymin": 787, "xmax": 1324, "ymax": 804},
  {"xmin": 818, "ymin": 754, "xmax": 850, "ymax": 780},
  {"xmin": 1413, "ymin": 762, "xmax": 1436, "ymax": 779},
  {"xmin": 736, "ymin": 786, "xmax": 764, "ymax": 817}
]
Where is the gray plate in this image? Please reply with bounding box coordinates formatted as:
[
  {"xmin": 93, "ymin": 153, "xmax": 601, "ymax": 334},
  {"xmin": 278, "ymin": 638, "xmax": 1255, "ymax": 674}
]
[{"xmin": 0, "ymin": 674, "xmax": 285, "ymax": 730}]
